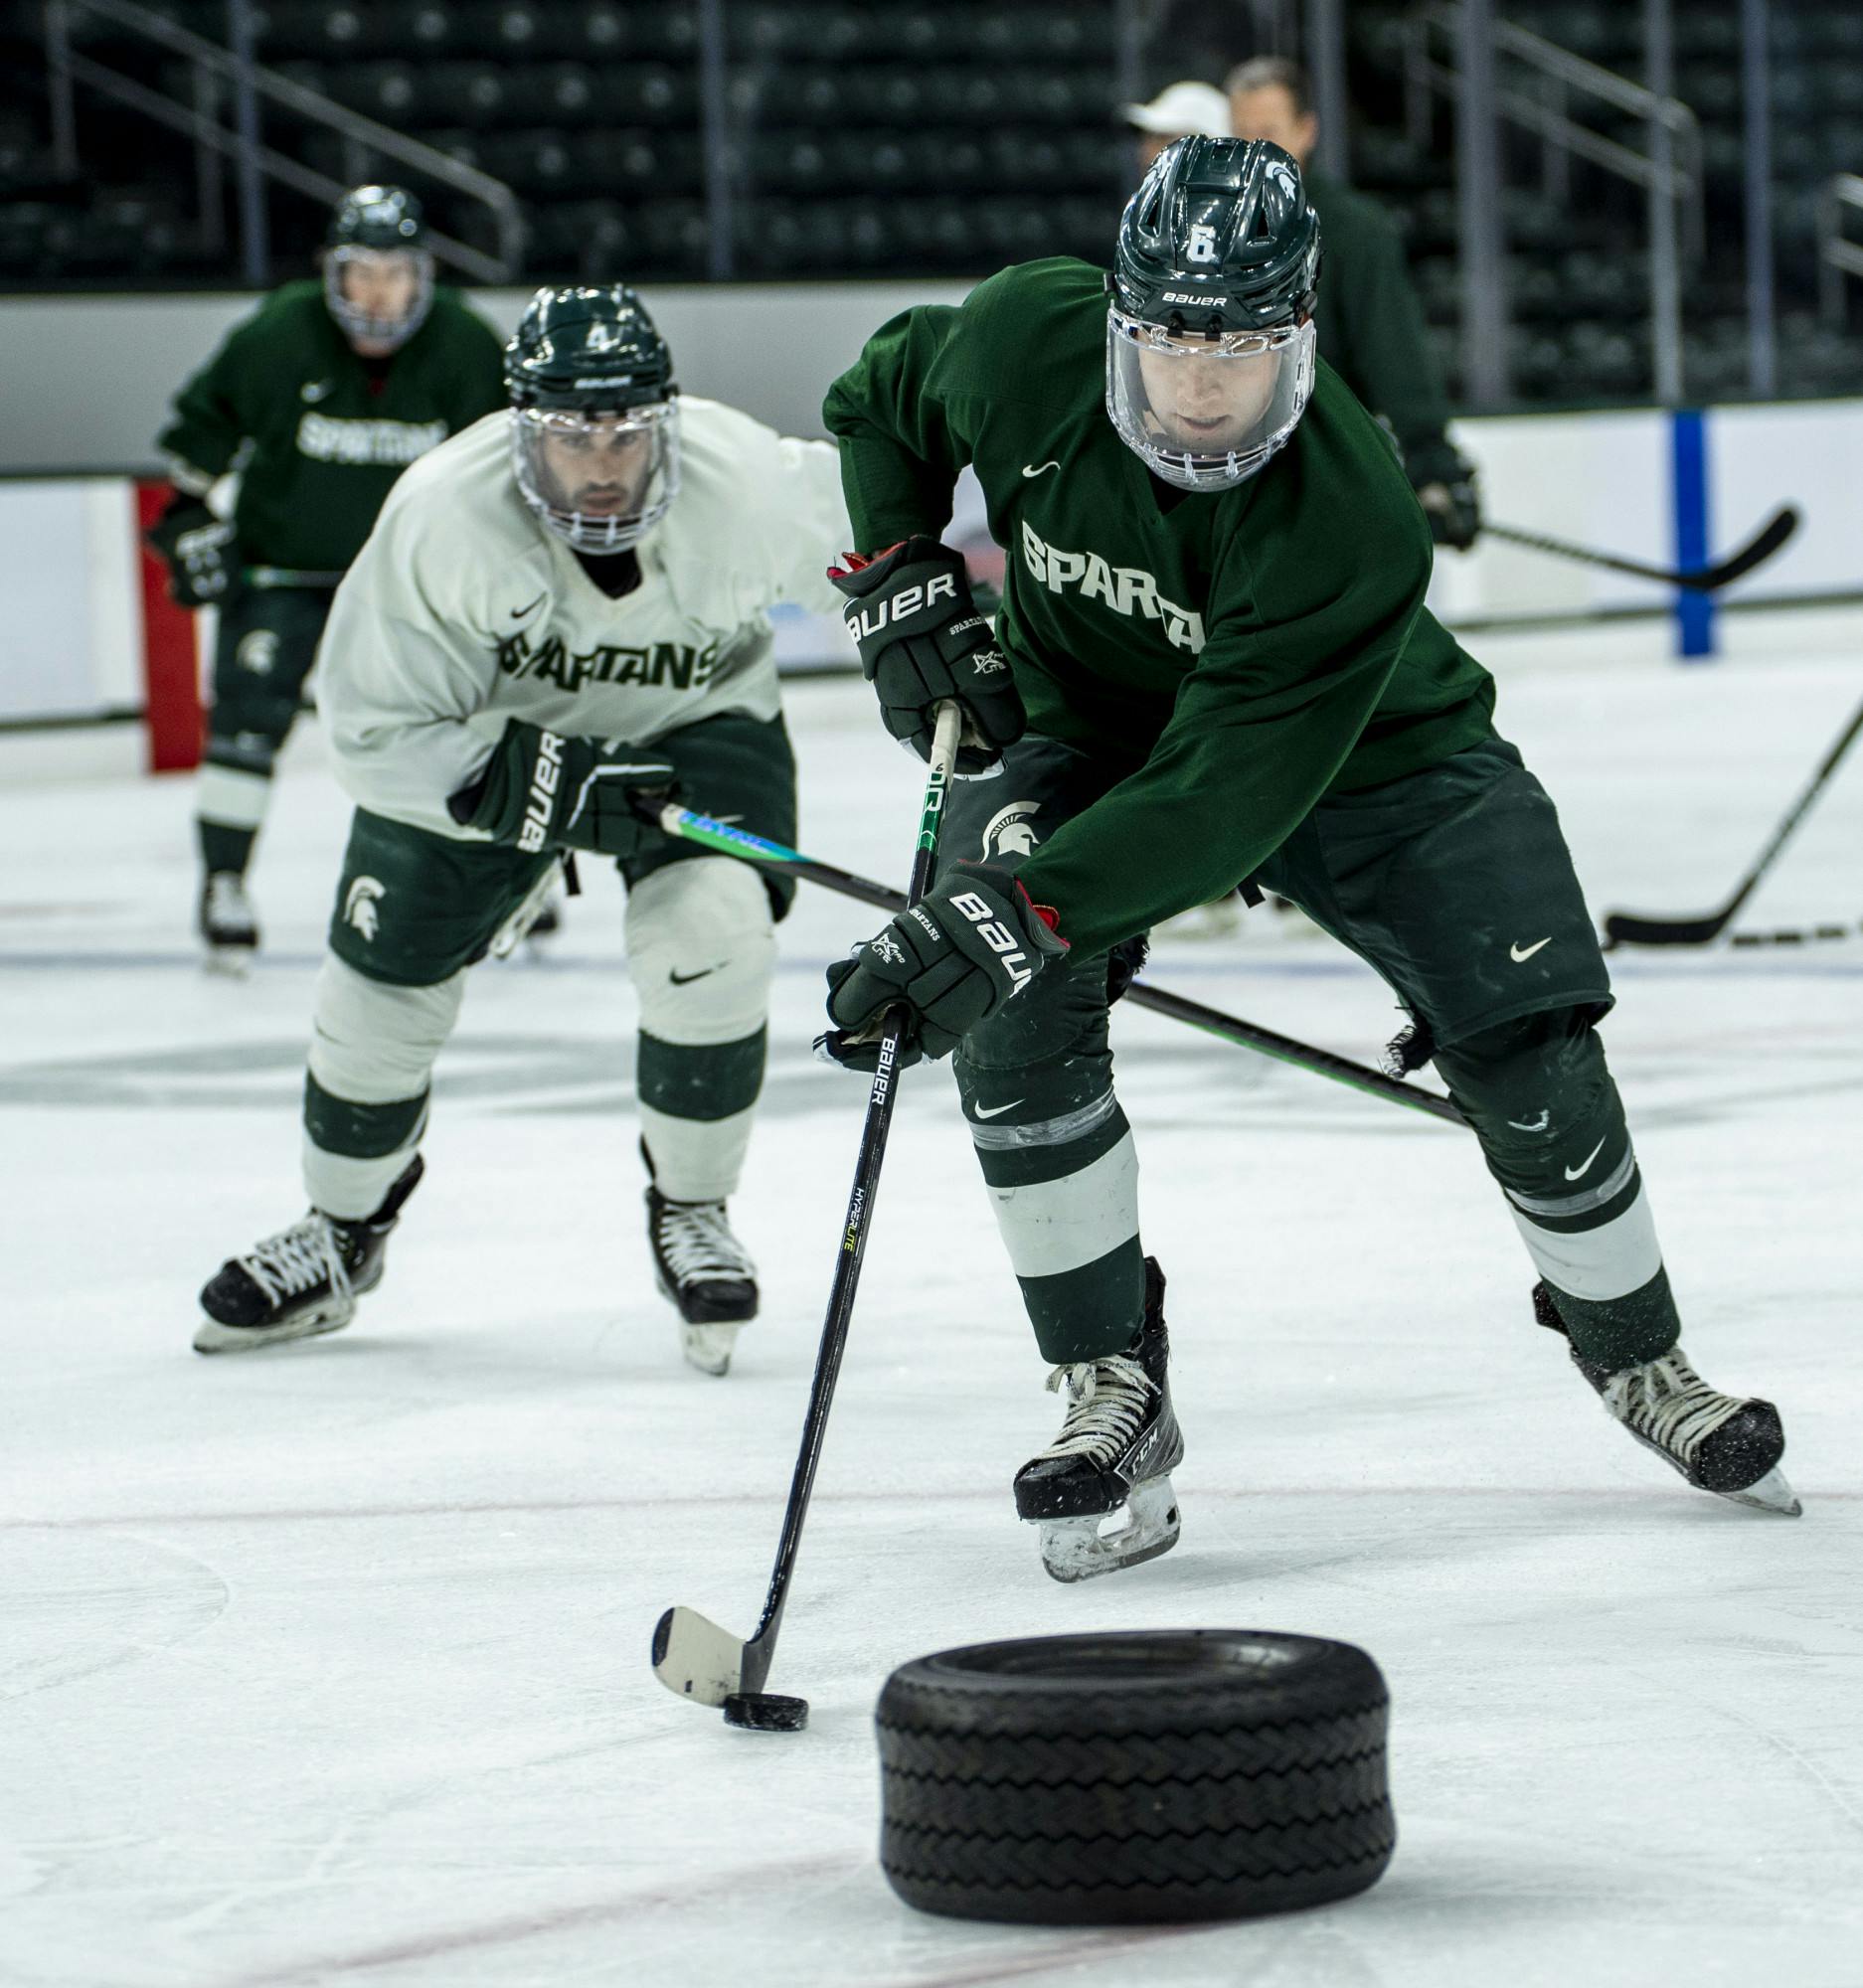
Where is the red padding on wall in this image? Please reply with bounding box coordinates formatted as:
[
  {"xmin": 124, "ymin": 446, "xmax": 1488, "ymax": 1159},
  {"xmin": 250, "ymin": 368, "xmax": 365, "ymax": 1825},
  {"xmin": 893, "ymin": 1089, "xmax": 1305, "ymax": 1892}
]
[{"xmin": 136, "ymin": 479, "xmax": 203, "ymax": 773}]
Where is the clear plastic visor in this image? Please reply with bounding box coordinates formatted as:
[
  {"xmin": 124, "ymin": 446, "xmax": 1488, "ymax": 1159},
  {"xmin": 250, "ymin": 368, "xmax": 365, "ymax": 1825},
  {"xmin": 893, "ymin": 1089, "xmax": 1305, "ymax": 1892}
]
[
  {"xmin": 323, "ymin": 246, "xmax": 434, "ymax": 349},
  {"xmin": 1105, "ymin": 309, "xmax": 1315, "ymax": 492},
  {"xmin": 510, "ymin": 403, "xmax": 681, "ymax": 555}
]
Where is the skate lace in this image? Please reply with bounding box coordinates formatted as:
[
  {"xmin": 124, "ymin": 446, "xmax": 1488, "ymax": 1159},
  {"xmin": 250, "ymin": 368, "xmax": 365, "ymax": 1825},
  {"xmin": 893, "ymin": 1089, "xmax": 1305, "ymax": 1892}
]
[
  {"xmin": 655, "ymin": 1201, "xmax": 752, "ymax": 1283},
  {"xmin": 1031, "ymin": 1353, "xmax": 1155, "ymax": 1465},
  {"xmin": 239, "ymin": 1213, "xmax": 350, "ymax": 1307},
  {"xmin": 1603, "ymin": 1349, "xmax": 1742, "ymax": 1461}
]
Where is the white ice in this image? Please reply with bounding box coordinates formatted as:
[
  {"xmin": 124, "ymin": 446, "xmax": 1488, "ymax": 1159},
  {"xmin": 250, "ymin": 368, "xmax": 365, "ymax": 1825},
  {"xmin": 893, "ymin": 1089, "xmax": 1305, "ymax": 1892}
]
[{"xmin": 2, "ymin": 610, "xmax": 1860, "ymax": 1988}]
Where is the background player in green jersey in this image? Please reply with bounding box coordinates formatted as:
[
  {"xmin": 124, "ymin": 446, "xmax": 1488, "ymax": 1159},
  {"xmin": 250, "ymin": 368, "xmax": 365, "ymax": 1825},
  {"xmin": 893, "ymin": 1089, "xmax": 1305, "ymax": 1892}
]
[
  {"xmin": 819, "ymin": 137, "xmax": 1797, "ymax": 1583},
  {"xmin": 148, "ymin": 185, "xmax": 506, "ymax": 967}
]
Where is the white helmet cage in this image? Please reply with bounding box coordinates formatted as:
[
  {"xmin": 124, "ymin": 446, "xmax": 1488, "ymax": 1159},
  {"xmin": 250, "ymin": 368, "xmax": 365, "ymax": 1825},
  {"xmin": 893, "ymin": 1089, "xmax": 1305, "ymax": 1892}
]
[{"xmin": 510, "ymin": 400, "xmax": 682, "ymax": 555}]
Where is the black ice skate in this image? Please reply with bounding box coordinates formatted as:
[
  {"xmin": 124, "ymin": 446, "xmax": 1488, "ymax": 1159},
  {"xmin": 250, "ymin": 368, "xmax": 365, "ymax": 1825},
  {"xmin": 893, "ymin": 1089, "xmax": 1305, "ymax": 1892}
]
[
  {"xmin": 194, "ymin": 1157, "xmax": 423, "ymax": 1354},
  {"xmin": 1013, "ymin": 1256, "xmax": 1184, "ymax": 1582},
  {"xmin": 645, "ymin": 1183, "xmax": 758, "ymax": 1377},
  {"xmin": 199, "ymin": 871, "xmax": 258, "ymax": 973},
  {"xmin": 1533, "ymin": 1283, "xmax": 1800, "ymax": 1515}
]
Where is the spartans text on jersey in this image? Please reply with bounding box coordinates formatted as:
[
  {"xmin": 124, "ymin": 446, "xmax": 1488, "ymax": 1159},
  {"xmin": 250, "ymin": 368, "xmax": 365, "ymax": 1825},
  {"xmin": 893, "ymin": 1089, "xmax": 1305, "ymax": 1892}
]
[
  {"xmin": 1020, "ymin": 520, "xmax": 1206, "ymax": 654},
  {"xmin": 496, "ymin": 627, "xmax": 725, "ymax": 694},
  {"xmin": 295, "ymin": 413, "xmax": 449, "ymax": 465}
]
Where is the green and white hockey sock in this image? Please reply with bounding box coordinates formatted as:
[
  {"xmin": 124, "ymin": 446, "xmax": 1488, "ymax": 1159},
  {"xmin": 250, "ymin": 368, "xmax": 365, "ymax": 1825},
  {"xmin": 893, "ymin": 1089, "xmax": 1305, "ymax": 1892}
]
[
  {"xmin": 637, "ymin": 1028, "xmax": 765, "ymax": 1203},
  {"xmin": 197, "ymin": 744, "xmax": 274, "ymax": 878},
  {"xmin": 301, "ymin": 955, "xmax": 461, "ymax": 1220},
  {"xmin": 958, "ymin": 1063, "xmax": 1146, "ymax": 1364}
]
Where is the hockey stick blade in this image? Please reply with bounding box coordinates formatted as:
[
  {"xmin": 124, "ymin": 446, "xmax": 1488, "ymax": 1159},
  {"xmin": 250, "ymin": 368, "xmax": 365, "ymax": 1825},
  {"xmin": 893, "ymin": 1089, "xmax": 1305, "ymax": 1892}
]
[
  {"xmin": 1602, "ymin": 909, "xmax": 1732, "ymax": 949},
  {"xmin": 1487, "ymin": 504, "xmax": 1799, "ymax": 592},
  {"xmin": 652, "ymin": 1604, "xmax": 762, "ymax": 1708}
]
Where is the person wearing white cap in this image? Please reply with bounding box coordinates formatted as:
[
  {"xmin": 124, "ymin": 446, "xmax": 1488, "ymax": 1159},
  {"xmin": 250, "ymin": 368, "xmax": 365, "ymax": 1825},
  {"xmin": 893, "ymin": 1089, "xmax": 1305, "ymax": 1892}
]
[{"xmin": 1121, "ymin": 80, "xmax": 1231, "ymax": 167}]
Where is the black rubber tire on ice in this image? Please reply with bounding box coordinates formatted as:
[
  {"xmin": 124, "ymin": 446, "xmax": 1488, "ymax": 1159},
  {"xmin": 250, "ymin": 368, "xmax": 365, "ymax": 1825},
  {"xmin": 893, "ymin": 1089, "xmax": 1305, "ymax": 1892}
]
[{"xmin": 877, "ymin": 1630, "xmax": 1394, "ymax": 1924}]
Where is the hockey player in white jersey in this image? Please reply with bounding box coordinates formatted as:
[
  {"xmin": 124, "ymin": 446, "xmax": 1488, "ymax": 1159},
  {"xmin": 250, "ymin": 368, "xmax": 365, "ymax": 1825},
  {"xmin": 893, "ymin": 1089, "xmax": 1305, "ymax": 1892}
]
[{"xmin": 194, "ymin": 284, "xmax": 849, "ymax": 1374}]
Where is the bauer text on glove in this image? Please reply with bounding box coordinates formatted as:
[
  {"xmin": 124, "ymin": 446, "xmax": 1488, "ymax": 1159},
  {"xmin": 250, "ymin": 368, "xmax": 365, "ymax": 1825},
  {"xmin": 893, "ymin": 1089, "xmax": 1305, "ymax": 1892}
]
[
  {"xmin": 827, "ymin": 537, "xmax": 1025, "ymax": 772},
  {"xmin": 447, "ymin": 720, "xmax": 677, "ymax": 860},
  {"xmin": 819, "ymin": 863, "xmax": 1068, "ymax": 1069}
]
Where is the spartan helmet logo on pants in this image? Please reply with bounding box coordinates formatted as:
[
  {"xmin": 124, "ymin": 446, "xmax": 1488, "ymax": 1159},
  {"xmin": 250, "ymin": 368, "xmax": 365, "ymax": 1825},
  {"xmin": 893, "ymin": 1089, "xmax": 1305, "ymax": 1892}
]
[
  {"xmin": 237, "ymin": 629, "xmax": 280, "ymax": 677},
  {"xmin": 982, "ymin": 801, "xmax": 1041, "ymax": 861}
]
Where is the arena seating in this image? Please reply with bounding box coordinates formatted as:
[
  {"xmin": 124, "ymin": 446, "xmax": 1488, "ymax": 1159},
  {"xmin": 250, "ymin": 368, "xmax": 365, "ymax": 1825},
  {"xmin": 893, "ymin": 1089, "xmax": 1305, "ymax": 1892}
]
[{"xmin": 1, "ymin": 0, "xmax": 1856, "ymax": 402}]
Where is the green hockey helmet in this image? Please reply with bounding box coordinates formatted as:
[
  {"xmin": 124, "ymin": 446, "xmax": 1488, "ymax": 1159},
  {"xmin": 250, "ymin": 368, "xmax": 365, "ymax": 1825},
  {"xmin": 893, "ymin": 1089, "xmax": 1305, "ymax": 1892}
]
[
  {"xmin": 505, "ymin": 285, "xmax": 681, "ymax": 554},
  {"xmin": 1106, "ymin": 137, "xmax": 1322, "ymax": 491},
  {"xmin": 323, "ymin": 183, "xmax": 433, "ymax": 350}
]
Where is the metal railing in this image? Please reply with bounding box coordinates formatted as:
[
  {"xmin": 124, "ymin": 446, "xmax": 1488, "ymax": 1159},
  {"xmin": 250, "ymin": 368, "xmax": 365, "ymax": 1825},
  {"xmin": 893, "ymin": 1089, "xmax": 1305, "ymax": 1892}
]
[
  {"xmin": 1817, "ymin": 173, "xmax": 1863, "ymax": 328},
  {"xmin": 44, "ymin": 0, "xmax": 524, "ymax": 285},
  {"xmin": 1404, "ymin": 2, "xmax": 1704, "ymax": 405}
]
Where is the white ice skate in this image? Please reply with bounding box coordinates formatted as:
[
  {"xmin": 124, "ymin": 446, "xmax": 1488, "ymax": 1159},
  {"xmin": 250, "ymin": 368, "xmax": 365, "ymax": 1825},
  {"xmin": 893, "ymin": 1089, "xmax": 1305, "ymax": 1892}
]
[
  {"xmin": 646, "ymin": 1187, "xmax": 758, "ymax": 1377},
  {"xmin": 199, "ymin": 872, "xmax": 258, "ymax": 975},
  {"xmin": 1013, "ymin": 1258, "xmax": 1184, "ymax": 1581}
]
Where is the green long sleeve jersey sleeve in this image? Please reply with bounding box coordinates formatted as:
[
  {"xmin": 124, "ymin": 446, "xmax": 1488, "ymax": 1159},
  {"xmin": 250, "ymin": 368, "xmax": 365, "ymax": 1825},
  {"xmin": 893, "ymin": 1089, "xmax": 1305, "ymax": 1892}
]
[
  {"xmin": 822, "ymin": 256, "xmax": 1496, "ymax": 956},
  {"xmin": 155, "ymin": 281, "xmax": 507, "ymax": 573}
]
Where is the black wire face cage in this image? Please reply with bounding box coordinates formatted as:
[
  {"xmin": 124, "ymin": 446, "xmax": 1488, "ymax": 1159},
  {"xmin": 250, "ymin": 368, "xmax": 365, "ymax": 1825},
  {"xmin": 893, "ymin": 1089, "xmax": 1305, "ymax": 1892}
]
[
  {"xmin": 509, "ymin": 401, "xmax": 682, "ymax": 553},
  {"xmin": 323, "ymin": 246, "xmax": 435, "ymax": 350},
  {"xmin": 1104, "ymin": 308, "xmax": 1316, "ymax": 491}
]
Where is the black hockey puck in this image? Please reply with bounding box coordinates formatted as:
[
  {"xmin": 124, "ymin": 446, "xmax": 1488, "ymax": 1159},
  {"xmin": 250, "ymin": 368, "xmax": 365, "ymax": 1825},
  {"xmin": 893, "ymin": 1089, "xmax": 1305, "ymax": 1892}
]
[{"xmin": 723, "ymin": 1691, "xmax": 809, "ymax": 1733}]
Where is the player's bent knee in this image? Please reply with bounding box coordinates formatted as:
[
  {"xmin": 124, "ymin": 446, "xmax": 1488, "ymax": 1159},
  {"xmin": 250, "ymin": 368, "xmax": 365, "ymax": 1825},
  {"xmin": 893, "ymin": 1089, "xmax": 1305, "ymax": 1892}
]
[
  {"xmin": 626, "ymin": 857, "xmax": 775, "ymax": 1046},
  {"xmin": 307, "ymin": 953, "xmax": 466, "ymax": 1104}
]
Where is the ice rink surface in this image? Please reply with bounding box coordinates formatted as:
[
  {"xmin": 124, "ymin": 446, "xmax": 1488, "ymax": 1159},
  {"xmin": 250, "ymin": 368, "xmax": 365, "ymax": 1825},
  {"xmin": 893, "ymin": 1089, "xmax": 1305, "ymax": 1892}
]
[{"xmin": 3, "ymin": 608, "xmax": 1860, "ymax": 1988}]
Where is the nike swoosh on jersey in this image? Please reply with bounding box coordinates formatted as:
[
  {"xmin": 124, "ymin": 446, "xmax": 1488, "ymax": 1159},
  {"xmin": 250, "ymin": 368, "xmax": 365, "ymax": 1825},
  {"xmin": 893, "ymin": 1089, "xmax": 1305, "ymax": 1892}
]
[
  {"xmin": 1564, "ymin": 1136, "xmax": 1608, "ymax": 1181},
  {"xmin": 510, "ymin": 592, "xmax": 547, "ymax": 619},
  {"xmin": 668, "ymin": 965, "xmax": 722, "ymax": 986},
  {"xmin": 1510, "ymin": 936, "xmax": 1553, "ymax": 961},
  {"xmin": 972, "ymin": 1099, "xmax": 1025, "ymax": 1119},
  {"xmin": 1020, "ymin": 461, "xmax": 1061, "ymax": 478}
]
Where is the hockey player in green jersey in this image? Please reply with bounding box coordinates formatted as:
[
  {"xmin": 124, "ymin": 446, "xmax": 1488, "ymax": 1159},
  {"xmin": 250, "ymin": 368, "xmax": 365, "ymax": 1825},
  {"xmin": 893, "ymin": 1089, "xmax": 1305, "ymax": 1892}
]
[
  {"xmin": 149, "ymin": 185, "xmax": 505, "ymax": 967},
  {"xmin": 193, "ymin": 284, "xmax": 848, "ymax": 1378},
  {"xmin": 820, "ymin": 137, "xmax": 1797, "ymax": 1581}
]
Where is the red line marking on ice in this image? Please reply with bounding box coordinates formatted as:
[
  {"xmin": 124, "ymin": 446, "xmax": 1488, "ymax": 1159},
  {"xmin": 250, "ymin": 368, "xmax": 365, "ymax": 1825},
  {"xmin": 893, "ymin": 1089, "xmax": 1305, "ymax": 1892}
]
[{"xmin": 213, "ymin": 1853, "xmax": 857, "ymax": 1985}]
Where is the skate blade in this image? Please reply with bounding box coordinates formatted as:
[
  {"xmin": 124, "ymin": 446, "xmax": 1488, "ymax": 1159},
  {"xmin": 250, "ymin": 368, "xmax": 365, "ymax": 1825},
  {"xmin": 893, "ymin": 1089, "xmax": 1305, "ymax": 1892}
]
[
  {"xmin": 193, "ymin": 1301, "xmax": 355, "ymax": 1355},
  {"xmin": 202, "ymin": 946, "xmax": 254, "ymax": 979},
  {"xmin": 1716, "ymin": 1464, "xmax": 1802, "ymax": 1517},
  {"xmin": 680, "ymin": 1320, "xmax": 741, "ymax": 1378},
  {"xmin": 1035, "ymin": 1474, "xmax": 1181, "ymax": 1584}
]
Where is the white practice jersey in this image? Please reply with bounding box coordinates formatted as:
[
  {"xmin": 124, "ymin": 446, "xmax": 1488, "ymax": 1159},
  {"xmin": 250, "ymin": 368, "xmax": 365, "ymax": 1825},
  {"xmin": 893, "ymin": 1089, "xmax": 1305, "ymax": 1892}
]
[{"xmin": 317, "ymin": 398, "xmax": 849, "ymax": 839}]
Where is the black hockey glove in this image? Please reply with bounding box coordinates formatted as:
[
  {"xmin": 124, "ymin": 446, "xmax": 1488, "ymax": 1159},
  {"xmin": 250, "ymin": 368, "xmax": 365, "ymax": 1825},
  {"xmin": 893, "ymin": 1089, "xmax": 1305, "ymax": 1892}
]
[
  {"xmin": 828, "ymin": 537, "xmax": 1025, "ymax": 774},
  {"xmin": 818, "ymin": 862, "xmax": 1069, "ymax": 1072},
  {"xmin": 447, "ymin": 720, "xmax": 677, "ymax": 862},
  {"xmin": 146, "ymin": 492, "xmax": 239, "ymax": 607},
  {"xmin": 1407, "ymin": 439, "xmax": 1481, "ymax": 552}
]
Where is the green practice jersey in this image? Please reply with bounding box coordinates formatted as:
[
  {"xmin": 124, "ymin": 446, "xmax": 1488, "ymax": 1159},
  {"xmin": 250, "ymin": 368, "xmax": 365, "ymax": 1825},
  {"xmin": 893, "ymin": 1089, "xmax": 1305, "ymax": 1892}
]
[
  {"xmin": 823, "ymin": 256, "xmax": 1497, "ymax": 954},
  {"xmin": 156, "ymin": 280, "xmax": 506, "ymax": 574}
]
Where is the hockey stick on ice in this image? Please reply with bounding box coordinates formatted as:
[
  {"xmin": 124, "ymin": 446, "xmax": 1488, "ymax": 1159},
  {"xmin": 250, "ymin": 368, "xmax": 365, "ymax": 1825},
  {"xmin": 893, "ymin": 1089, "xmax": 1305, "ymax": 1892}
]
[
  {"xmin": 643, "ymin": 801, "xmax": 1466, "ymax": 1127},
  {"xmin": 650, "ymin": 703, "xmax": 964, "ymax": 1730},
  {"xmin": 1484, "ymin": 504, "xmax": 1799, "ymax": 592},
  {"xmin": 1604, "ymin": 691, "xmax": 1863, "ymax": 948}
]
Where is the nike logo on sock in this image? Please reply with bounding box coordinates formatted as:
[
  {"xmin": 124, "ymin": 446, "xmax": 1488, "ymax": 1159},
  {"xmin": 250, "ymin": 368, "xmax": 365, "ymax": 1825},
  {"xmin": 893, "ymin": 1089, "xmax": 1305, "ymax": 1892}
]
[
  {"xmin": 1021, "ymin": 461, "xmax": 1061, "ymax": 478},
  {"xmin": 1510, "ymin": 936, "xmax": 1553, "ymax": 961},
  {"xmin": 1564, "ymin": 1136, "xmax": 1608, "ymax": 1181},
  {"xmin": 973, "ymin": 1099, "xmax": 1025, "ymax": 1119}
]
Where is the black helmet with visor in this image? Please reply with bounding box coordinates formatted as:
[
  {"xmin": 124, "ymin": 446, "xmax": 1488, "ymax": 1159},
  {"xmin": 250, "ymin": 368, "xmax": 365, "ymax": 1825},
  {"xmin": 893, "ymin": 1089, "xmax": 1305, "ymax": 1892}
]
[
  {"xmin": 323, "ymin": 184, "xmax": 434, "ymax": 349},
  {"xmin": 1107, "ymin": 137, "xmax": 1322, "ymax": 492},
  {"xmin": 504, "ymin": 284, "xmax": 681, "ymax": 555}
]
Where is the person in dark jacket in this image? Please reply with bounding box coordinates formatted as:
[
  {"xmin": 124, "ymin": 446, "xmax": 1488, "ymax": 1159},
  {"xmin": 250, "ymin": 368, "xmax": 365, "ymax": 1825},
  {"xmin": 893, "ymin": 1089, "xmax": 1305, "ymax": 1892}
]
[{"xmin": 1227, "ymin": 55, "xmax": 1479, "ymax": 552}]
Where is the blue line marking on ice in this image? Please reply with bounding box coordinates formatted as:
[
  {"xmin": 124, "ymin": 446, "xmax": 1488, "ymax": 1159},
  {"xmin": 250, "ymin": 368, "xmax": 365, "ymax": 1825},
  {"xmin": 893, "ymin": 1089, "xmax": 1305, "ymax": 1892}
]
[{"xmin": 1671, "ymin": 408, "xmax": 1715, "ymax": 660}]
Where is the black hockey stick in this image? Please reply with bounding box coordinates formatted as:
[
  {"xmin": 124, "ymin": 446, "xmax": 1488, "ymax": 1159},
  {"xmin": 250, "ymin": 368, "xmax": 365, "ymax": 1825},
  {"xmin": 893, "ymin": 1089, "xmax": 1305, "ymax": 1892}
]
[
  {"xmin": 1485, "ymin": 504, "xmax": 1799, "ymax": 592},
  {"xmin": 1604, "ymin": 691, "xmax": 1863, "ymax": 947},
  {"xmin": 643, "ymin": 802, "xmax": 1466, "ymax": 1127},
  {"xmin": 650, "ymin": 703, "xmax": 964, "ymax": 1731}
]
